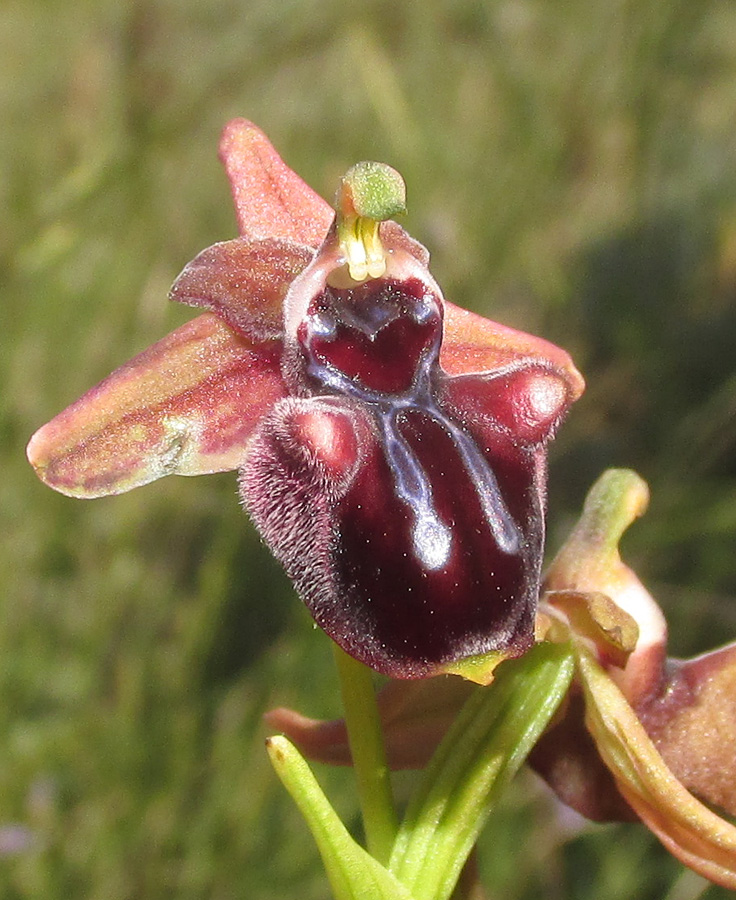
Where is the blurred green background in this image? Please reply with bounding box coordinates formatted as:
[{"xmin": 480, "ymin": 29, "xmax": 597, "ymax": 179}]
[{"xmin": 3, "ymin": 0, "xmax": 736, "ymax": 897}]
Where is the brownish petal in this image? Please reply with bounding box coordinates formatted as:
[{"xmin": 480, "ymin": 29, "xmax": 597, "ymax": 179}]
[
  {"xmin": 636, "ymin": 643, "xmax": 736, "ymax": 818},
  {"xmin": 578, "ymin": 649, "xmax": 736, "ymax": 889},
  {"xmin": 219, "ymin": 119, "xmax": 334, "ymax": 246},
  {"xmin": 543, "ymin": 591, "xmax": 639, "ymax": 670},
  {"xmin": 169, "ymin": 237, "xmax": 313, "ymax": 341},
  {"xmin": 440, "ymin": 301, "xmax": 585, "ymax": 401},
  {"xmin": 27, "ymin": 313, "xmax": 285, "ymax": 498}
]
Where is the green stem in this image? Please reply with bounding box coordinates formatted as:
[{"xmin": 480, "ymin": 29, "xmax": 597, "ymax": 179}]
[
  {"xmin": 389, "ymin": 643, "xmax": 575, "ymax": 900},
  {"xmin": 332, "ymin": 643, "xmax": 398, "ymax": 865},
  {"xmin": 449, "ymin": 851, "xmax": 487, "ymax": 900}
]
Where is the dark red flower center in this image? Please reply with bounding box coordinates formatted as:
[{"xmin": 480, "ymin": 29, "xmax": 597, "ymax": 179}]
[
  {"xmin": 298, "ymin": 277, "xmax": 442, "ymax": 395},
  {"xmin": 296, "ymin": 277, "xmax": 522, "ymax": 576}
]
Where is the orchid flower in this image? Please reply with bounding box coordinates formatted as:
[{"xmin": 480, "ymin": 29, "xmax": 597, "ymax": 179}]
[
  {"xmin": 272, "ymin": 469, "xmax": 736, "ymax": 888},
  {"xmin": 27, "ymin": 119, "xmax": 583, "ymax": 680}
]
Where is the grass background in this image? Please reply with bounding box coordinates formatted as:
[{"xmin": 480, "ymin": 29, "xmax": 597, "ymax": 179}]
[{"xmin": 3, "ymin": 0, "xmax": 736, "ymax": 897}]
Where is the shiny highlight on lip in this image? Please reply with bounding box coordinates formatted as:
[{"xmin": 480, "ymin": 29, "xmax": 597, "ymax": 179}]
[{"xmin": 299, "ymin": 277, "xmax": 522, "ymax": 573}]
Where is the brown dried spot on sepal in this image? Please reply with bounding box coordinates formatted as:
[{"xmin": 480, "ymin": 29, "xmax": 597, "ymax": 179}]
[{"xmin": 27, "ymin": 313, "xmax": 285, "ymax": 497}]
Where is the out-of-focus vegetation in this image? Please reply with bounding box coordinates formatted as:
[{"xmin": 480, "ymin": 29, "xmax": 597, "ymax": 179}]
[{"xmin": 3, "ymin": 1, "xmax": 736, "ymax": 897}]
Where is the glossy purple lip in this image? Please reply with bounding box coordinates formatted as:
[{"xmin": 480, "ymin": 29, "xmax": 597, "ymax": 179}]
[{"xmin": 242, "ymin": 250, "xmax": 564, "ymax": 677}]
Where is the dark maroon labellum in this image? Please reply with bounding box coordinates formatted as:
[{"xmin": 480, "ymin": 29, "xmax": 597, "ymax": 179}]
[
  {"xmin": 299, "ymin": 277, "xmax": 523, "ymax": 566},
  {"xmin": 242, "ymin": 267, "xmax": 561, "ymax": 677}
]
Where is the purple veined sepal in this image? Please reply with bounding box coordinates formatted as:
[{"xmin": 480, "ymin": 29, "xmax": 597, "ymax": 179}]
[{"xmin": 241, "ymin": 228, "xmax": 574, "ymax": 678}]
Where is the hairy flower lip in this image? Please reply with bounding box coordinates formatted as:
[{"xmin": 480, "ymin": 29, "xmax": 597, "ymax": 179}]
[{"xmin": 259, "ymin": 215, "xmax": 578, "ymax": 676}]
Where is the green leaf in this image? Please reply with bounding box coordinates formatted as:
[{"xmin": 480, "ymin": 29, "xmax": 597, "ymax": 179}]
[
  {"xmin": 388, "ymin": 642, "xmax": 575, "ymax": 900},
  {"xmin": 267, "ymin": 736, "xmax": 417, "ymax": 900}
]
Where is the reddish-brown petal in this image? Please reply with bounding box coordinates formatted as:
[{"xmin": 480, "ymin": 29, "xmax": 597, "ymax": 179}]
[
  {"xmin": 219, "ymin": 119, "xmax": 334, "ymax": 246},
  {"xmin": 637, "ymin": 643, "xmax": 736, "ymax": 818},
  {"xmin": 27, "ymin": 313, "xmax": 285, "ymax": 498},
  {"xmin": 169, "ymin": 237, "xmax": 313, "ymax": 341},
  {"xmin": 440, "ymin": 301, "xmax": 585, "ymax": 401},
  {"xmin": 577, "ymin": 649, "xmax": 736, "ymax": 889}
]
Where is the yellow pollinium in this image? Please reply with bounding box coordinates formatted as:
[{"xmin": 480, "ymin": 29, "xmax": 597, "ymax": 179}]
[
  {"xmin": 339, "ymin": 215, "xmax": 387, "ymax": 282},
  {"xmin": 335, "ymin": 160, "xmax": 406, "ymax": 283}
]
